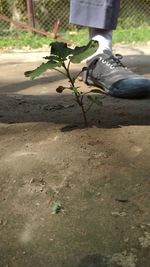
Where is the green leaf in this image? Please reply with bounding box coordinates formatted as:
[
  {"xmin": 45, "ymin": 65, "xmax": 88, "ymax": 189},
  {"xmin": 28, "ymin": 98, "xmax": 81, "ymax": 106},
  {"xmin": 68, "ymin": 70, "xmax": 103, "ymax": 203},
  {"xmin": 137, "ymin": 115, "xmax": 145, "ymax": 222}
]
[
  {"xmin": 44, "ymin": 55, "xmax": 60, "ymax": 61},
  {"xmin": 24, "ymin": 60, "xmax": 61, "ymax": 79},
  {"xmin": 50, "ymin": 41, "xmax": 98, "ymax": 63},
  {"xmin": 50, "ymin": 42, "xmax": 73, "ymax": 60},
  {"xmin": 87, "ymin": 95, "xmax": 103, "ymax": 106},
  {"xmin": 71, "ymin": 40, "xmax": 98, "ymax": 63},
  {"xmin": 51, "ymin": 201, "xmax": 62, "ymax": 214}
]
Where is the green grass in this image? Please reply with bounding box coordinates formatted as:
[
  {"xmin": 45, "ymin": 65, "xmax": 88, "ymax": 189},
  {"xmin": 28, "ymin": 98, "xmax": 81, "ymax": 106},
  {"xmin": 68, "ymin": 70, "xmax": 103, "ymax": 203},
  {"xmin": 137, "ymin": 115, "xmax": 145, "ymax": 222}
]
[
  {"xmin": 113, "ymin": 26, "xmax": 150, "ymax": 44},
  {"xmin": 65, "ymin": 29, "xmax": 89, "ymax": 46},
  {"xmin": 0, "ymin": 32, "xmax": 53, "ymax": 49},
  {"xmin": 0, "ymin": 26, "xmax": 150, "ymax": 49},
  {"xmin": 66, "ymin": 27, "xmax": 150, "ymax": 46}
]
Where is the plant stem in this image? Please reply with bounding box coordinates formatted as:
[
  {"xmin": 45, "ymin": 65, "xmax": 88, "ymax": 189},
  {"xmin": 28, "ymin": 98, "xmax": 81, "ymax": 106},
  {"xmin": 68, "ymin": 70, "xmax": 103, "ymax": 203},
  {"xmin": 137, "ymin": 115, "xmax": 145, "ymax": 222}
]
[
  {"xmin": 53, "ymin": 68, "xmax": 67, "ymax": 77},
  {"xmin": 62, "ymin": 60, "xmax": 88, "ymax": 127},
  {"xmin": 62, "ymin": 61, "xmax": 75, "ymax": 88},
  {"xmin": 74, "ymin": 93, "xmax": 88, "ymax": 127},
  {"xmin": 72, "ymin": 69, "xmax": 84, "ymax": 82},
  {"xmin": 80, "ymin": 101, "xmax": 88, "ymax": 127}
]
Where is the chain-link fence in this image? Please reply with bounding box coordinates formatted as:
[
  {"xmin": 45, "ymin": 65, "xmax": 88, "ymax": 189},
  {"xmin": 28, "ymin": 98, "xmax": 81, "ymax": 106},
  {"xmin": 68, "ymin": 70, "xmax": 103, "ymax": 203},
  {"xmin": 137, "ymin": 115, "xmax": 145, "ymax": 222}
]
[
  {"xmin": 0, "ymin": 0, "xmax": 70, "ymax": 37},
  {"xmin": 0, "ymin": 0, "xmax": 150, "ymax": 39},
  {"xmin": 119, "ymin": 0, "xmax": 150, "ymax": 29}
]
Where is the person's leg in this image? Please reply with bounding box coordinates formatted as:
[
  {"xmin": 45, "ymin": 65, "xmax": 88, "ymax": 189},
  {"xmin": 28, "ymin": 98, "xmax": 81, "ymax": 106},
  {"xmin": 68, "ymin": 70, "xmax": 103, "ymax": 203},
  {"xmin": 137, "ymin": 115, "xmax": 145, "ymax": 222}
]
[
  {"xmin": 70, "ymin": 0, "xmax": 120, "ymax": 29},
  {"xmin": 82, "ymin": 28, "xmax": 112, "ymax": 62},
  {"xmin": 69, "ymin": 0, "xmax": 150, "ymax": 98},
  {"xmin": 70, "ymin": 0, "xmax": 120, "ymax": 62},
  {"xmin": 89, "ymin": 28, "xmax": 112, "ymax": 53}
]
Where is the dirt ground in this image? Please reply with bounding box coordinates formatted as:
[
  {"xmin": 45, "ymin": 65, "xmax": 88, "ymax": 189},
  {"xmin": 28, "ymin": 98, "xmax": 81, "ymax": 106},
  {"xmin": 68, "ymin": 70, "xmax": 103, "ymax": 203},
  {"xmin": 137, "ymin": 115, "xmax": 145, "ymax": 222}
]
[{"xmin": 0, "ymin": 45, "xmax": 150, "ymax": 267}]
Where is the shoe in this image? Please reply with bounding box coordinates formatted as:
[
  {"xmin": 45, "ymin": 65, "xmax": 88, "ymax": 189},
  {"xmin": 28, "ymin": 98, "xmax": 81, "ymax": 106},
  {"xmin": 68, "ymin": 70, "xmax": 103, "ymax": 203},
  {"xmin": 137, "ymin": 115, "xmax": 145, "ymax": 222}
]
[{"xmin": 83, "ymin": 50, "xmax": 150, "ymax": 98}]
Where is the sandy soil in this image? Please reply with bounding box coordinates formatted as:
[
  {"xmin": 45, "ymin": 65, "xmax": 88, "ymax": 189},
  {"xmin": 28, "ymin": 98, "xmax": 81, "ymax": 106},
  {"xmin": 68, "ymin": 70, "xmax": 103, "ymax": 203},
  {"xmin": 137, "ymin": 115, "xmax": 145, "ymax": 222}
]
[{"xmin": 0, "ymin": 48, "xmax": 150, "ymax": 267}]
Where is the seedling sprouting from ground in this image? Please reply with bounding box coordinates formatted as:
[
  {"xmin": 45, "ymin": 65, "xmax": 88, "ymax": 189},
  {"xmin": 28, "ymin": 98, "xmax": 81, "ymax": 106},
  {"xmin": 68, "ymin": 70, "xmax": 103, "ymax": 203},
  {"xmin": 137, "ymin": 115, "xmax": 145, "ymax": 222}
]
[
  {"xmin": 25, "ymin": 41, "xmax": 103, "ymax": 127},
  {"xmin": 51, "ymin": 200, "xmax": 62, "ymax": 214}
]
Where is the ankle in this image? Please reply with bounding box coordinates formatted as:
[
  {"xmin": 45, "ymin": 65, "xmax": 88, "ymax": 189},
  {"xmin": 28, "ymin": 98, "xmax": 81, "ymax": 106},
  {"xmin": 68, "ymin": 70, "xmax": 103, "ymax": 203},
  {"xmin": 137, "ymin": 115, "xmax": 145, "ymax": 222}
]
[{"xmin": 81, "ymin": 28, "xmax": 113, "ymax": 64}]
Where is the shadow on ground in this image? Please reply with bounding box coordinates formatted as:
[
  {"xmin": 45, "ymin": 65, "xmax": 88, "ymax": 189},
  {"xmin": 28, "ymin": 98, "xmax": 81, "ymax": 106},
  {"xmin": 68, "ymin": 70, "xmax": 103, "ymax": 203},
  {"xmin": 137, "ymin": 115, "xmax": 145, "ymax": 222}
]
[
  {"xmin": 78, "ymin": 254, "xmax": 111, "ymax": 267},
  {"xmin": 0, "ymin": 55, "xmax": 150, "ymax": 130},
  {"xmin": 0, "ymin": 53, "xmax": 150, "ymax": 267}
]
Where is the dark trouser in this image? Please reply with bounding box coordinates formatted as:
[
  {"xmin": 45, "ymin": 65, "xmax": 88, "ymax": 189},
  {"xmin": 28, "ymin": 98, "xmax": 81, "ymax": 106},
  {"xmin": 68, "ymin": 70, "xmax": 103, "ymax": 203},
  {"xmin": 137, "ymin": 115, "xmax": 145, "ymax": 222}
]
[{"xmin": 70, "ymin": 0, "xmax": 120, "ymax": 30}]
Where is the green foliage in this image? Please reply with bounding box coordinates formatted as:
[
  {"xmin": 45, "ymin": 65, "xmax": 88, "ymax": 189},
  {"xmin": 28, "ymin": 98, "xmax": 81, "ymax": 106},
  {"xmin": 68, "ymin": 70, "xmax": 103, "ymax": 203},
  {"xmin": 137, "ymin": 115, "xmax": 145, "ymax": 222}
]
[
  {"xmin": 50, "ymin": 40, "xmax": 98, "ymax": 63},
  {"xmin": 71, "ymin": 41, "xmax": 99, "ymax": 63},
  {"xmin": 0, "ymin": 26, "xmax": 149, "ymax": 49},
  {"xmin": 113, "ymin": 26, "xmax": 150, "ymax": 44},
  {"xmin": 25, "ymin": 40, "xmax": 98, "ymax": 79},
  {"xmin": 25, "ymin": 60, "xmax": 62, "ymax": 80},
  {"xmin": 25, "ymin": 40, "xmax": 103, "ymax": 127},
  {"xmin": 51, "ymin": 200, "xmax": 62, "ymax": 214},
  {"xmin": 0, "ymin": 32, "xmax": 53, "ymax": 48},
  {"xmin": 50, "ymin": 42, "xmax": 73, "ymax": 60}
]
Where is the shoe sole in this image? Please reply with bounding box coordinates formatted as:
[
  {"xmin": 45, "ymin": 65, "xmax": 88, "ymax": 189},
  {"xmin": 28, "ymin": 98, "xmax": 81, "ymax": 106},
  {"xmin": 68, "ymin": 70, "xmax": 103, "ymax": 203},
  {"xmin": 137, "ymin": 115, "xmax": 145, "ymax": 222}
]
[{"xmin": 82, "ymin": 69, "xmax": 150, "ymax": 99}]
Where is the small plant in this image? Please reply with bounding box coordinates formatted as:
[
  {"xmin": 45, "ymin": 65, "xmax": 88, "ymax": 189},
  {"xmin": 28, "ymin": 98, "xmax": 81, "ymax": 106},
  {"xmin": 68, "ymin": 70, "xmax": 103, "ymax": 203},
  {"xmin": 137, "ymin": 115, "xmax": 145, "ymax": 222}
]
[
  {"xmin": 25, "ymin": 41, "xmax": 103, "ymax": 127},
  {"xmin": 51, "ymin": 200, "xmax": 62, "ymax": 214}
]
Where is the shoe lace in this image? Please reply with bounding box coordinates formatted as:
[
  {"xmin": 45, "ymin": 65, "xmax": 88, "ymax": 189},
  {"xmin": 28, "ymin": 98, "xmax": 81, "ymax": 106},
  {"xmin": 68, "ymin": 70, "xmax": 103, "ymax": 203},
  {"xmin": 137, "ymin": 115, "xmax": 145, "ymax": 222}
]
[{"xmin": 106, "ymin": 54, "xmax": 127, "ymax": 69}]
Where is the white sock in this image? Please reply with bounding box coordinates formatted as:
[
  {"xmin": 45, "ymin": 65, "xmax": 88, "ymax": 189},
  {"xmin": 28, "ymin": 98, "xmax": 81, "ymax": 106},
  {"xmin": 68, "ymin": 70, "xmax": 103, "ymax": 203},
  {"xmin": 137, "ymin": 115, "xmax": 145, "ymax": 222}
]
[{"xmin": 81, "ymin": 29, "xmax": 112, "ymax": 63}]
